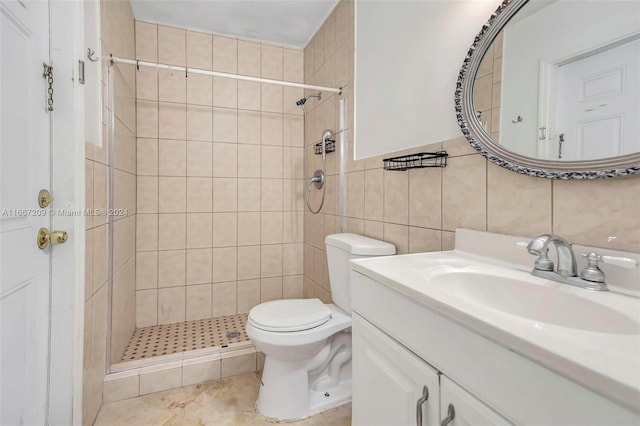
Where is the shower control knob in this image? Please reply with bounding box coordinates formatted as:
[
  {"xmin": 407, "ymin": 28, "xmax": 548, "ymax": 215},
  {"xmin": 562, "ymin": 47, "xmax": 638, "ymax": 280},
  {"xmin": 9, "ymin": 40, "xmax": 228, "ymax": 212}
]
[{"xmin": 309, "ymin": 169, "xmax": 325, "ymax": 190}]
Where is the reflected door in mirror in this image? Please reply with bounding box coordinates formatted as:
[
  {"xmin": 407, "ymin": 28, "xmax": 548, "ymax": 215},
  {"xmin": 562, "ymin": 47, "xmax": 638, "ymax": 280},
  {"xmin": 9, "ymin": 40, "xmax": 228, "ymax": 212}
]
[
  {"xmin": 497, "ymin": 0, "xmax": 640, "ymax": 161},
  {"xmin": 552, "ymin": 39, "xmax": 640, "ymax": 161}
]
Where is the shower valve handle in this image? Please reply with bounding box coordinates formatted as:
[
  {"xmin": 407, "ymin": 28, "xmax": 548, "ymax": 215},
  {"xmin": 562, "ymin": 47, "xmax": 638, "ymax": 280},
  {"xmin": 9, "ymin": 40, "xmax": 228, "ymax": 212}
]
[{"xmin": 308, "ymin": 169, "xmax": 325, "ymax": 190}]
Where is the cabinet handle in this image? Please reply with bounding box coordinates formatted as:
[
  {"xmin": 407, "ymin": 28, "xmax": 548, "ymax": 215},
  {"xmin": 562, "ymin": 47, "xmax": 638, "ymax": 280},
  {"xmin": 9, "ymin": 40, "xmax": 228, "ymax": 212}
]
[
  {"xmin": 416, "ymin": 385, "xmax": 429, "ymax": 425},
  {"xmin": 440, "ymin": 403, "xmax": 455, "ymax": 426}
]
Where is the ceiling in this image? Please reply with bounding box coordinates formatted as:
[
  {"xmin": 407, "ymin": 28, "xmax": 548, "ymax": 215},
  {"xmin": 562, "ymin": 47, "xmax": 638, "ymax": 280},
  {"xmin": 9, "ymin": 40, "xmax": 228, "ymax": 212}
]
[{"xmin": 129, "ymin": 0, "xmax": 339, "ymax": 48}]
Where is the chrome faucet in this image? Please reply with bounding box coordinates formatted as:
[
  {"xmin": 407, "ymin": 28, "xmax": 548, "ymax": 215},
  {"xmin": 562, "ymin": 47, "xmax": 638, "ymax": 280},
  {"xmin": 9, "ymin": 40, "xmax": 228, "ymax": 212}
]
[
  {"xmin": 526, "ymin": 234, "xmax": 577, "ymax": 277},
  {"xmin": 525, "ymin": 233, "xmax": 603, "ymax": 291},
  {"xmin": 522, "ymin": 234, "xmax": 638, "ymax": 292}
]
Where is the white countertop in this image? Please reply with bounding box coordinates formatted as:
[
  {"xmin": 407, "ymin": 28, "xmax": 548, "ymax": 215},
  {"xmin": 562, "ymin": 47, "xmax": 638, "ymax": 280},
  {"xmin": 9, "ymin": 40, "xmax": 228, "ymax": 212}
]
[{"xmin": 350, "ymin": 250, "xmax": 640, "ymax": 413}]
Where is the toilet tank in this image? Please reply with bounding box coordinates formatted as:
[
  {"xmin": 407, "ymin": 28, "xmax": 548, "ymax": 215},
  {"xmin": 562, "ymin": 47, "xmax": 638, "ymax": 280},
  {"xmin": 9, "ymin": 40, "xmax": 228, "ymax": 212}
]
[{"xmin": 325, "ymin": 233, "xmax": 395, "ymax": 313}]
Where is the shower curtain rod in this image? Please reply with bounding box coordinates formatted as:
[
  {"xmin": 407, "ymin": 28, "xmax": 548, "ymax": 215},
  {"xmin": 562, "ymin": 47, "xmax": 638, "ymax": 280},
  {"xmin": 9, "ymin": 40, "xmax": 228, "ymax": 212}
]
[{"xmin": 110, "ymin": 56, "xmax": 342, "ymax": 94}]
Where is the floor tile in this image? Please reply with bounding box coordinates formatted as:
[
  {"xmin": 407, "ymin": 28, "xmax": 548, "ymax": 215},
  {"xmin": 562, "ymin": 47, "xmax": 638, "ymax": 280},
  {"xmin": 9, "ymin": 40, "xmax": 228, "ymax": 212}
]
[{"xmin": 95, "ymin": 372, "xmax": 351, "ymax": 425}]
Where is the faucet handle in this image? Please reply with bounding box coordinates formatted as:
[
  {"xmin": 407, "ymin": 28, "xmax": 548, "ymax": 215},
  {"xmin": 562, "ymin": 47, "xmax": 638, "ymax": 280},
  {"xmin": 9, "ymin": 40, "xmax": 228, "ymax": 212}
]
[
  {"xmin": 580, "ymin": 253, "xmax": 605, "ymax": 283},
  {"xmin": 533, "ymin": 249, "xmax": 554, "ymax": 272},
  {"xmin": 581, "ymin": 252, "xmax": 639, "ymax": 269},
  {"xmin": 519, "ymin": 241, "xmax": 554, "ymax": 271},
  {"xmin": 579, "ymin": 252, "xmax": 639, "ymax": 284}
]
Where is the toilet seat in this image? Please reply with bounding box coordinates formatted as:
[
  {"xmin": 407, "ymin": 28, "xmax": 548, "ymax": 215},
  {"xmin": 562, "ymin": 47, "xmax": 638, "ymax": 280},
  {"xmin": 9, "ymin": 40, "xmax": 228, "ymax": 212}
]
[
  {"xmin": 248, "ymin": 298, "xmax": 333, "ymax": 332},
  {"xmin": 246, "ymin": 303, "xmax": 352, "ymax": 350}
]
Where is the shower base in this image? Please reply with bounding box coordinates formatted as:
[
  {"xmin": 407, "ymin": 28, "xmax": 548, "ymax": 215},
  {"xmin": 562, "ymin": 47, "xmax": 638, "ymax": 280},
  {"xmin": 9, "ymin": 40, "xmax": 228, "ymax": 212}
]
[
  {"xmin": 104, "ymin": 313, "xmax": 263, "ymax": 404},
  {"xmin": 121, "ymin": 313, "xmax": 250, "ymax": 362}
]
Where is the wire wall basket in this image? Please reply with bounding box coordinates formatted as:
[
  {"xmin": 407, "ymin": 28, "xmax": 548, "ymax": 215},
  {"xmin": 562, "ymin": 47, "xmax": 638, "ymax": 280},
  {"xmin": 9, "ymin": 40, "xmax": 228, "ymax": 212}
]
[
  {"xmin": 315, "ymin": 139, "xmax": 336, "ymax": 155},
  {"xmin": 383, "ymin": 151, "xmax": 448, "ymax": 171}
]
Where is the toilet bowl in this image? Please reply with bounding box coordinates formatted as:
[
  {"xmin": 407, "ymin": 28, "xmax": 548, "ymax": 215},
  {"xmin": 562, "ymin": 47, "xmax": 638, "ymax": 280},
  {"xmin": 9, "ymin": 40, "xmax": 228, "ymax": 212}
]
[{"xmin": 246, "ymin": 233, "xmax": 395, "ymax": 421}]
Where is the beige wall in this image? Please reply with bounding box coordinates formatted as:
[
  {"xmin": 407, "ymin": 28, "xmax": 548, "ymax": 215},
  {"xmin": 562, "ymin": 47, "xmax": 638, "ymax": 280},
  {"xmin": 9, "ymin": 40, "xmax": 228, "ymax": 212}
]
[
  {"xmin": 302, "ymin": 0, "xmax": 640, "ymax": 301},
  {"xmin": 84, "ymin": 0, "xmax": 137, "ymax": 424},
  {"xmin": 134, "ymin": 22, "xmax": 306, "ymax": 327}
]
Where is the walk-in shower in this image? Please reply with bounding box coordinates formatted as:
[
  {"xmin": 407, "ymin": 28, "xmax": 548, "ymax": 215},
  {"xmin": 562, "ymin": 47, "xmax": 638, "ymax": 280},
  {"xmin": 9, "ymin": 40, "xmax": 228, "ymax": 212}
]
[{"xmin": 100, "ymin": 46, "xmax": 345, "ymax": 399}]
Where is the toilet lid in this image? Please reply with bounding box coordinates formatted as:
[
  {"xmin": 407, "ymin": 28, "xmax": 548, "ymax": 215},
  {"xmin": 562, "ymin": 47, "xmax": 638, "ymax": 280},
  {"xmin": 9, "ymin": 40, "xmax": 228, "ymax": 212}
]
[{"xmin": 248, "ymin": 299, "xmax": 332, "ymax": 332}]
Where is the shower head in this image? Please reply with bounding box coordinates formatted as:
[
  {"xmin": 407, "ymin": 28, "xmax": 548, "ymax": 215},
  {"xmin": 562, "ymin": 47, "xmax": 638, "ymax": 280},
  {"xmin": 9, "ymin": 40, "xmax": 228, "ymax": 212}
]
[{"xmin": 296, "ymin": 92, "xmax": 322, "ymax": 108}]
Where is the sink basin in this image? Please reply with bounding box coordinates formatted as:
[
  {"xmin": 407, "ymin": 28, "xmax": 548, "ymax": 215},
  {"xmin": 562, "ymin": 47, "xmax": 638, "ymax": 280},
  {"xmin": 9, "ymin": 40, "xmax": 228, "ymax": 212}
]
[{"xmin": 428, "ymin": 268, "xmax": 640, "ymax": 334}]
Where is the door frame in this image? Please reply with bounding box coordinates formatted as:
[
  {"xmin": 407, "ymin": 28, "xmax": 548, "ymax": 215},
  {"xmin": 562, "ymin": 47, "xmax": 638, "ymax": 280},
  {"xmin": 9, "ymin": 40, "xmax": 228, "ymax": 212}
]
[
  {"xmin": 537, "ymin": 60, "xmax": 556, "ymax": 159},
  {"xmin": 48, "ymin": 1, "xmax": 85, "ymax": 424}
]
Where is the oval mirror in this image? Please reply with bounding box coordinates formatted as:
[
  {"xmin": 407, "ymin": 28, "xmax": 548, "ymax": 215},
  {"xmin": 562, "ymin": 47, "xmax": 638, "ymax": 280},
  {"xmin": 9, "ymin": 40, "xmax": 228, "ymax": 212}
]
[{"xmin": 456, "ymin": 0, "xmax": 640, "ymax": 179}]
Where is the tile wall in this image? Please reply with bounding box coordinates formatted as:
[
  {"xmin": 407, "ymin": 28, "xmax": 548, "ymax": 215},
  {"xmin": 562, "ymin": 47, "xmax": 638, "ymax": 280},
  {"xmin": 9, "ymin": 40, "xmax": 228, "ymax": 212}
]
[
  {"xmin": 84, "ymin": 0, "xmax": 137, "ymax": 424},
  {"xmin": 102, "ymin": 347, "xmax": 260, "ymax": 403},
  {"xmin": 475, "ymin": 31, "xmax": 503, "ymax": 141},
  {"xmin": 301, "ymin": 0, "xmax": 354, "ymax": 302},
  {"xmin": 134, "ymin": 22, "xmax": 306, "ymax": 327},
  {"xmin": 302, "ymin": 0, "xmax": 640, "ymax": 301}
]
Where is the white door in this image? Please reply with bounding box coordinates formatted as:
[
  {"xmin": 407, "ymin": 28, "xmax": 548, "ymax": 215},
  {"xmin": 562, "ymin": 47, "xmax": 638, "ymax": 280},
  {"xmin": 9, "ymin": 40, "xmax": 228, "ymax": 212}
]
[
  {"xmin": 0, "ymin": 0, "xmax": 52, "ymax": 424},
  {"xmin": 352, "ymin": 313, "xmax": 441, "ymax": 426},
  {"xmin": 553, "ymin": 38, "xmax": 640, "ymax": 160},
  {"xmin": 440, "ymin": 376, "xmax": 512, "ymax": 426}
]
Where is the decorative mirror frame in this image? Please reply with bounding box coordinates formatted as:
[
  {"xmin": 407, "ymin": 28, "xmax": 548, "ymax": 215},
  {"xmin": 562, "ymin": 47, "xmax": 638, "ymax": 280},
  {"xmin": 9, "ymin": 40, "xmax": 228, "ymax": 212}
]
[{"xmin": 454, "ymin": 0, "xmax": 640, "ymax": 179}]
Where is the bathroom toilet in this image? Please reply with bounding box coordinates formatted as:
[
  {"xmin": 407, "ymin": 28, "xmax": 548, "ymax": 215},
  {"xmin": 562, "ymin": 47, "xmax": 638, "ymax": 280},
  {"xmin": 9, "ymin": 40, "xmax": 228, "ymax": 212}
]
[{"xmin": 246, "ymin": 233, "xmax": 395, "ymax": 421}]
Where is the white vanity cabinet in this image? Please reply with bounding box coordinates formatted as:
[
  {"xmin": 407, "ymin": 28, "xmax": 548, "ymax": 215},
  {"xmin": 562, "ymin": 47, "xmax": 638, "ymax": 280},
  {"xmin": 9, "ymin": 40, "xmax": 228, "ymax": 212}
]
[
  {"xmin": 352, "ymin": 313, "xmax": 440, "ymax": 426},
  {"xmin": 350, "ymin": 267, "xmax": 640, "ymax": 425},
  {"xmin": 353, "ymin": 313, "xmax": 511, "ymax": 426}
]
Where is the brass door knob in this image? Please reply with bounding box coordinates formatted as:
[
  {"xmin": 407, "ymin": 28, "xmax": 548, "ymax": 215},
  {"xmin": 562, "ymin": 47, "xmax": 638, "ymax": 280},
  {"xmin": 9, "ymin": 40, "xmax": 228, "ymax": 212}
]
[
  {"xmin": 37, "ymin": 228, "xmax": 68, "ymax": 249},
  {"xmin": 38, "ymin": 189, "xmax": 53, "ymax": 208}
]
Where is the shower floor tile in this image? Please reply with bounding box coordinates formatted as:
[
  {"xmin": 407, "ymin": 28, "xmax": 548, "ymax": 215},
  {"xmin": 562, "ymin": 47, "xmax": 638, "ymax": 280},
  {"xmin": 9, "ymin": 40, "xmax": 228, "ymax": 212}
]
[{"xmin": 121, "ymin": 314, "xmax": 250, "ymax": 362}]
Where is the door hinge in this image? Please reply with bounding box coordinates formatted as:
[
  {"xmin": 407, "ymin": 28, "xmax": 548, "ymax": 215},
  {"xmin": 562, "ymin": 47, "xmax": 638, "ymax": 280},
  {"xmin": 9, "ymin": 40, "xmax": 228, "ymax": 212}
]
[
  {"xmin": 558, "ymin": 133, "xmax": 565, "ymax": 159},
  {"xmin": 78, "ymin": 60, "xmax": 85, "ymax": 85},
  {"xmin": 42, "ymin": 63, "xmax": 54, "ymax": 111},
  {"xmin": 538, "ymin": 126, "xmax": 547, "ymax": 141}
]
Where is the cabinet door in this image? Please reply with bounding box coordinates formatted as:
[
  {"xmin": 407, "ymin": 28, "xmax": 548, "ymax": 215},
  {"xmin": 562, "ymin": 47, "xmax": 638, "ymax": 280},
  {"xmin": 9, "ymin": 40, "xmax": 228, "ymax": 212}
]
[
  {"xmin": 353, "ymin": 313, "xmax": 440, "ymax": 426},
  {"xmin": 440, "ymin": 376, "xmax": 512, "ymax": 426}
]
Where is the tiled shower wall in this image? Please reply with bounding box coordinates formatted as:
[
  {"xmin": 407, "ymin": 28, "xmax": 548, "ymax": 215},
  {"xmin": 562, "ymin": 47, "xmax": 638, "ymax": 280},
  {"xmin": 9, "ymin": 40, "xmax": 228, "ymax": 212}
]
[
  {"xmin": 84, "ymin": 0, "xmax": 137, "ymax": 424},
  {"xmin": 302, "ymin": 0, "xmax": 640, "ymax": 301},
  {"xmin": 134, "ymin": 22, "xmax": 305, "ymax": 327}
]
